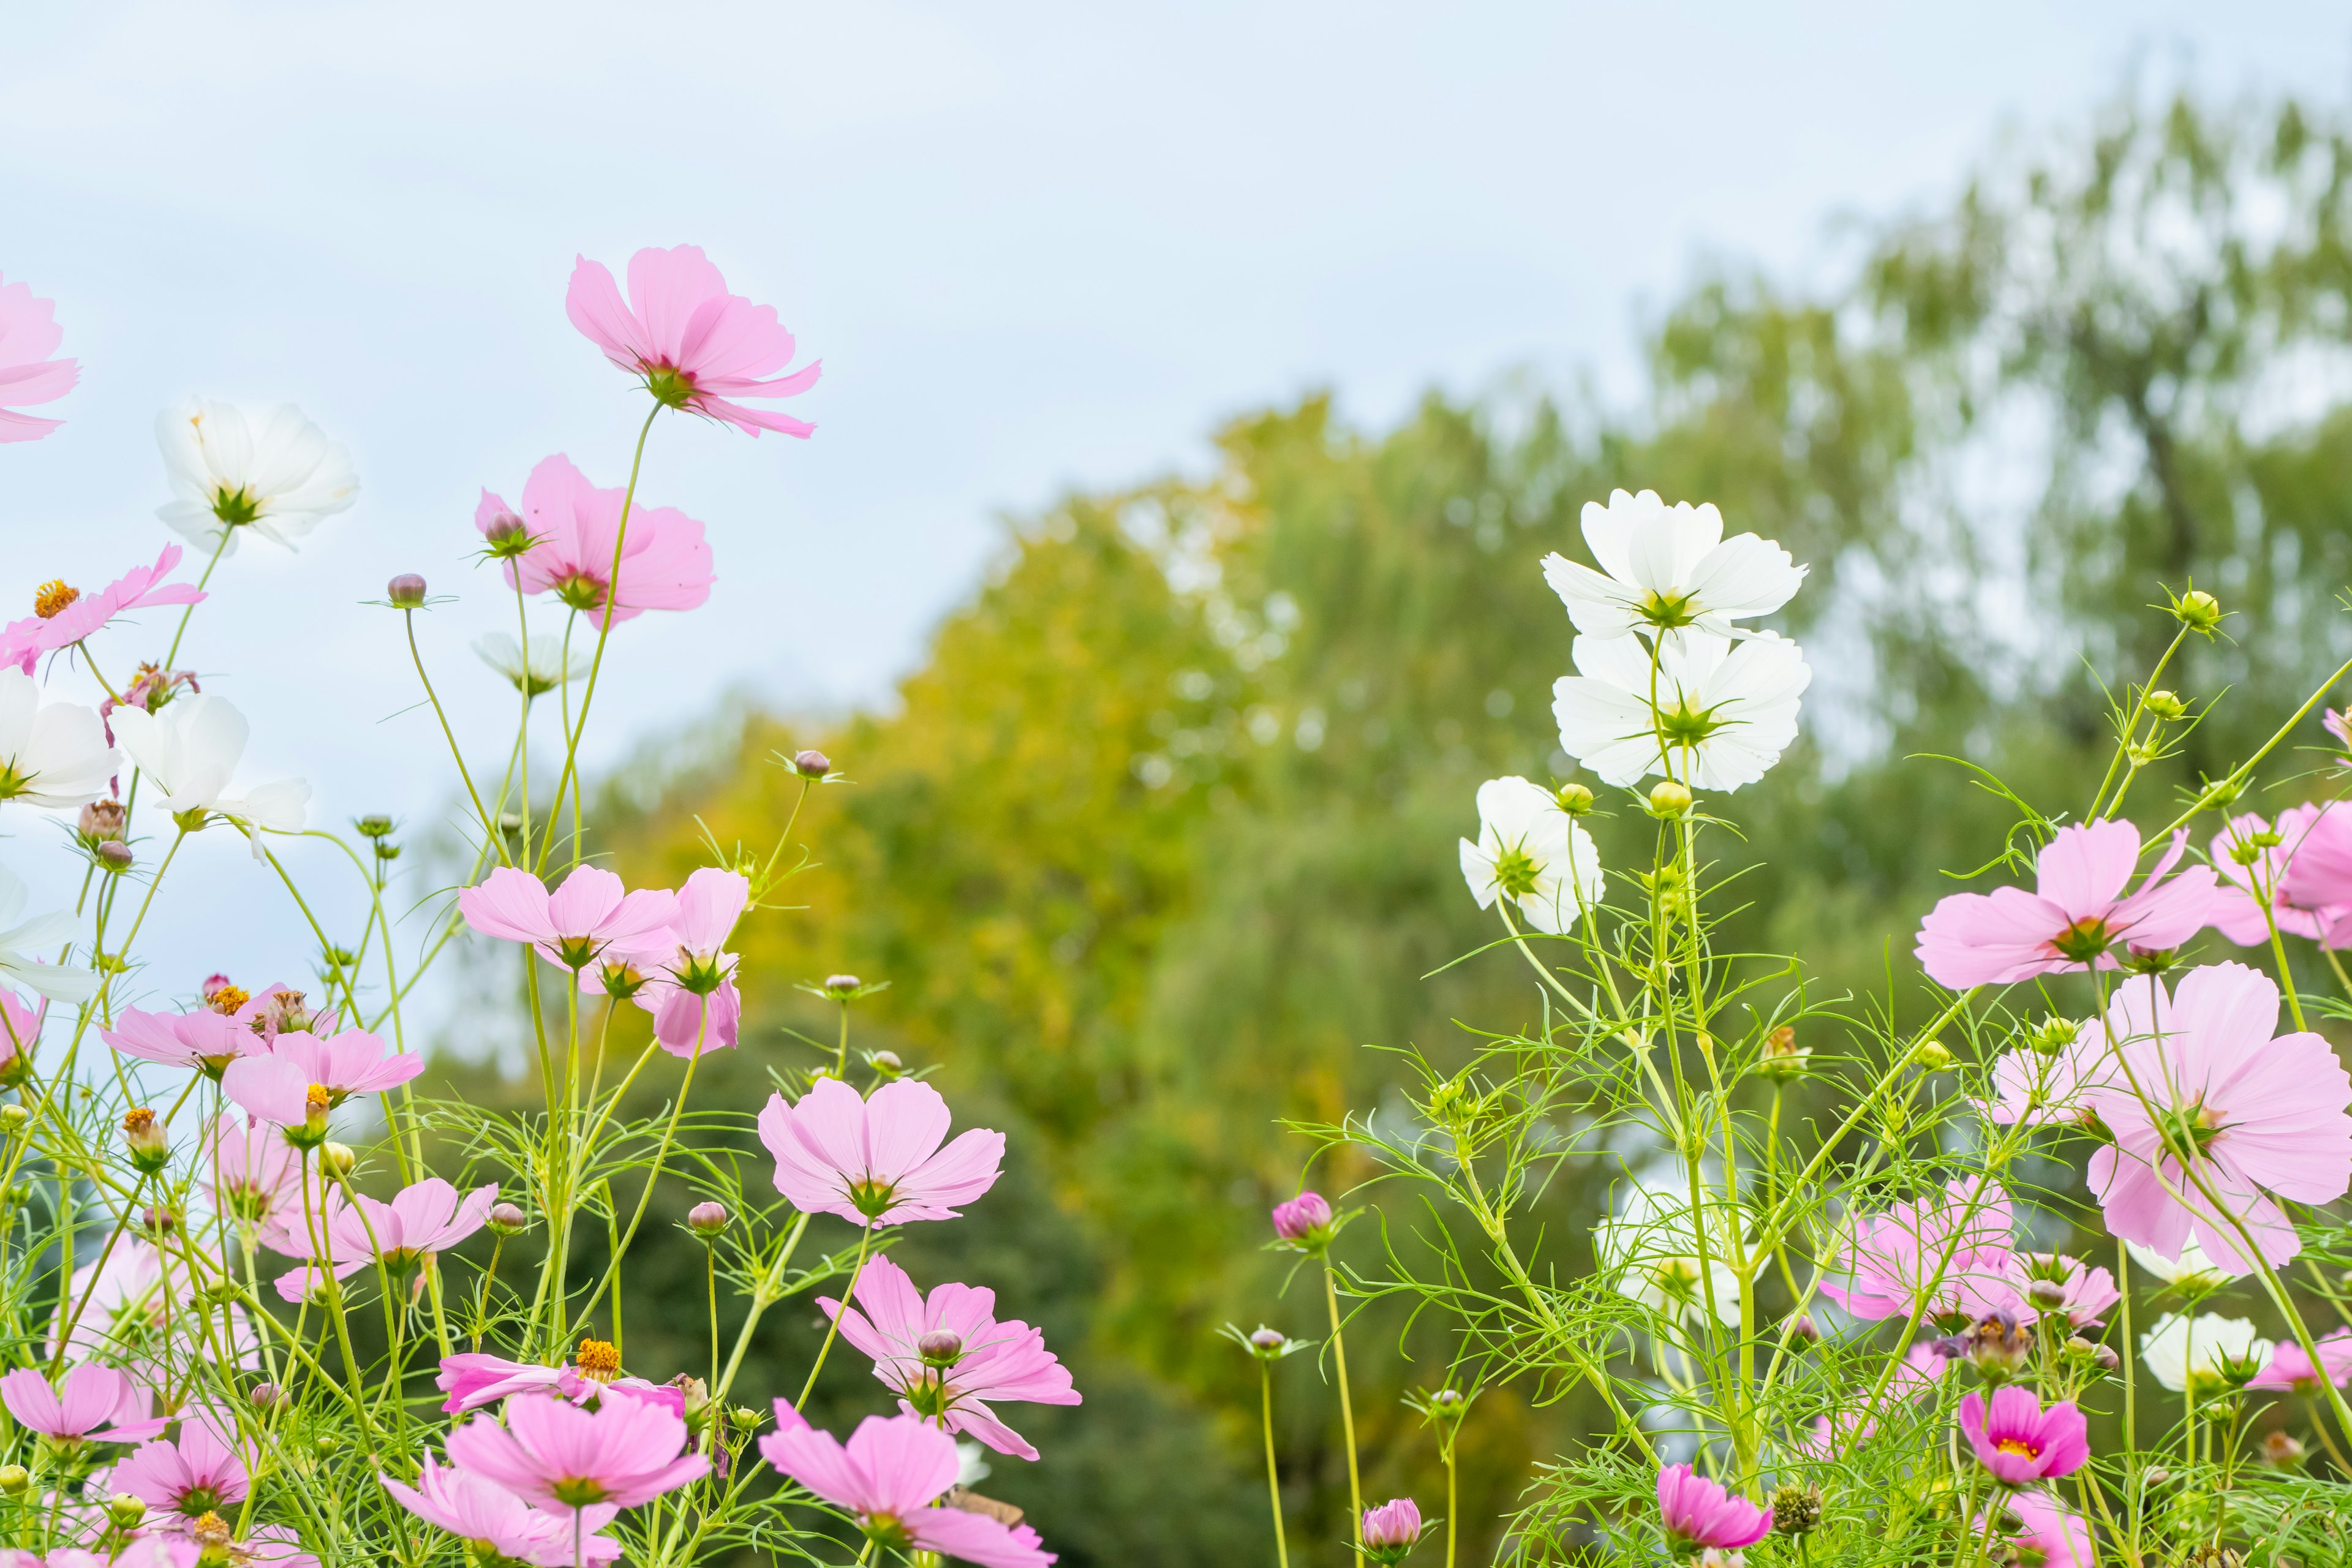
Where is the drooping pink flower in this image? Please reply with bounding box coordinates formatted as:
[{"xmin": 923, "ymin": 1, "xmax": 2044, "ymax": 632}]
[
  {"xmin": 1655, "ymin": 1463, "xmax": 1772, "ymax": 1551},
  {"xmin": 446, "ymin": 1389, "xmax": 706, "ymax": 1515},
  {"xmin": 2209, "ymin": 806, "xmax": 2352, "ymax": 948},
  {"xmin": 2000, "ymin": 1493, "xmax": 2094, "ymax": 1568},
  {"xmin": 0, "ymin": 1364, "xmax": 168, "ymax": 1445},
  {"xmin": 2084, "ymin": 962, "xmax": 2352, "ymax": 1272},
  {"xmin": 203, "ymin": 1113, "xmax": 304, "ymax": 1229},
  {"xmin": 433, "ymin": 1351, "xmax": 680, "ymax": 1417},
  {"xmin": 111, "ymin": 1416, "xmax": 249, "ymax": 1521},
  {"xmin": 0, "ymin": 272, "xmax": 77, "ymax": 443},
  {"xmin": 0, "ymin": 546, "xmax": 207, "ymax": 676},
  {"xmin": 1270, "ymin": 1191, "xmax": 1334, "ymax": 1248},
  {"xmin": 458, "ymin": 865, "xmax": 678, "ymax": 972},
  {"xmin": 228, "ymin": 981, "xmax": 333, "ymax": 1042},
  {"xmin": 627, "ymin": 867, "xmax": 749, "ymax": 1056},
  {"xmin": 492, "ymin": 454, "xmax": 713, "ymax": 628},
  {"xmin": 104, "ymin": 1005, "xmax": 257, "ymax": 1079},
  {"xmin": 380, "ymin": 1453, "xmax": 622, "ymax": 1566},
  {"xmin": 1818, "ymin": 1178, "xmax": 2018, "ymax": 1322},
  {"xmin": 1915, "ymin": 818, "xmax": 2220, "ymax": 989},
  {"xmin": 565, "ymin": 244, "xmax": 820, "ymax": 439},
  {"xmin": 760, "ymin": 1411, "xmax": 1055, "ymax": 1567},
  {"xmin": 2246, "ymin": 1327, "xmax": 2352, "ymax": 1393},
  {"xmin": 820, "ymin": 1254, "xmax": 1080, "ymax": 1461},
  {"xmin": 1959, "ymin": 1385, "xmax": 2090, "ymax": 1484},
  {"xmin": 760, "ymin": 1077, "xmax": 1005, "ymax": 1228}
]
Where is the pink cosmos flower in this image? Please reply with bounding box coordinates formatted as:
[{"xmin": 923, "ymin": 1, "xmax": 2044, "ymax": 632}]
[
  {"xmin": 1915, "ymin": 818, "xmax": 2220, "ymax": 989},
  {"xmin": 433, "ymin": 1352, "xmax": 680, "ymax": 1417},
  {"xmin": 758, "ymin": 1077, "xmax": 1005, "ymax": 1228},
  {"xmin": 1271, "ymin": 1191, "xmax": 1334, "ymax": 1246},
  {"xmin": 1818, "ymin": 1178, "xmax": 2018, "ymax": 1322},
  {"xmin": 0, "ymin": 546, "xmax": 206, "ymax": 675},
  {"xmin": 111, "ymin": 1417, "xmax": 249, "ymax": 1521},
  {"xmin": 222, "ymin": 1027, "xmax": 423, "ymax": 1136},
  {"xmin": 2209, "ymin": 806, "xmax": 2352, "ymax": 947},
  {"xmin": 104, "ymin": 1005, "xmax": 257, "ymax": 1079},
  {"xmin": 759, "ymin": 1410, "xmax": 1055, "ymax": 1567},
  {"xmin": 0, "ymin": 989, "xmax": 40, "ymax": 1076},
  {"xmin": 1793, "ymin": 1344, "xmax": 1945, "ymax": 1455},
  {"xmin": 2011, "ymin": 1253, "xmax": 2122, "ymax": 1327},
  {"xmin": 0, "ymin": 1363, "xmax": 168, "ymax": 1445},
  {"xmin": 203, "ymin": 1113, "xmax": 303, "ymax": 1228},
  {"xmin": 0, "ymin": 271, "xmax": 77, "ymax": 443},
  {"xmin": 566, "ymin": 244, "xmax": 820, "ymax": 439},
  {"xmin": 1959, "ymin": 1385, "xmax": 2090, "ymax": 1484},
  {"xmin": 2246, "ymin": 1327, "xmax": 2352, "ymax": 1393},
  {"xmin": 1655, "ymin": 1463, "xmax": 1772, "ymax": 1551},
  {"xmin": 445, "ymin": 1390, "xmax": 706, "ymax": 1514},
  {"xmin": 458, "ymin": 865, "xmax": 678, "ymax": 972},
  {"xmin": 228, "ymin": 981, "xmax": 334, "ymax": 1043},
  {"xmin": 381, "ymin": 1453, "xmax": 622, "ymax": 1566},
  {"xmin": 2084, "ymin": 962, "xmax": 2352, "ymax": 1272},
  {"xmin": 626, "ymin": 867, "xmax": 748, "ymax": 1056},
  {"xmin": 2001, "ymin": 1493, "xmax": 2094, "ymax": 1568},
  {"xmin": 273, "ymin": 1178, "xmax": 499, "ymax": 1298},
  {"xmin": 820, "ymin": 1254, "xmax": 1080, "ymax": 1460},
  {"xmin": 491, "ymin": 454, "xmax": 713, "ymax": 627}
]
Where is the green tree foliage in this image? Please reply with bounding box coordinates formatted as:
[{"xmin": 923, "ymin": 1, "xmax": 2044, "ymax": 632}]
[{"xmin": 564, "ymin": 86, "xmax": 2352, "ymax": 1562}]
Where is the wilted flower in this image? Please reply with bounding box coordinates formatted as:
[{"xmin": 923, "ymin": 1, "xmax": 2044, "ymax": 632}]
[
  {"xmin": 0, "ymin": 271, "xmax": 77, "ymax": 442},
  {"xmin": 567, "ymin": 244, "xmax": 820, "ymax": 438},
  {"xmin": 1931, "ymin": 1308, "xmax": 2034, "ymax": 1383},
  {"xmin": 1551, "ymin": 628, "xmax": 1809, "ymax": 793},
  {"xmin": 155, "ymin": 398, "xmax": 358, "ymax": 553},
  {"xmin": 1458, "ymin": 775, "xmax": 1605, "ymax": 933}
]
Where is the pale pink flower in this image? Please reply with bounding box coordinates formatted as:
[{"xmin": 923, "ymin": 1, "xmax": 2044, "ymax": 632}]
[
  {"xmin": 111, "ymin": 1417, "xmax": 248, "ymax": 1521},
  {"xmin": 445, "ymin": 1389, "xmax": 706, "ymax": 1515},
  {"xmin": 820, "ymin": 1254, "xmax": 1080, "ymax": 1460},
  {"xmin": 228, "ymin": 981, "xmax": 333, "ymax": 1042},
  {"xmin": 2209, "ymin": 806, "xmax": 2352, "ymax": 947},
  {"xmin": 1793, "ymin": 1344, "xmax": 1944, "ymax": 1454},
  {"xmin": 222, "ymin": 1028, "xmax": 423, "ymax": 1129},
  {"xmin": 627, "ymin": 867, "xmax": 749, "ymax": 1056},
  {"xmin": 2011, "ymin": 1253, "xmax": 2121, "ymax": 1327},
  {"xmin": 0, "ymin": 546, "xmax": 206, "ymax": 675},
  {"xmin": 758, "ymin": 1077, "xmax": 1005, "ymax": 1228},
  {"xmin": 1656, "ymin": 1463, "xmax": 1771, "ymax": 1550},
  {"xmin": 275, "ymin": 1179, "xmax": 499, "ymax": 1297},
  {"xmin": 565, "ymin": 244, "xmax": 820, "ymax": 439},
  {"xmin": 0, "ymin": 989, "xmax": 41, "ymax": 1077},
  {"xmin": 432, "ymin": 1352, "xmax": 678, "ymax": 1417},
  {"xmin": 458, "ymin": 865, "xmax": 677, "ymax": 971},
  {"xmin": 0, "ymin": 272, "xmax": 77, "ymax": 443},
  {"xmin": 1959, "ymin": 1385, "xmax": 2090, "ymax": 1484},
  {"xmin": 0, "ymin": 1363, "xmax": 168, "ymax": 1444},
  {"xmin": 2247, "ymin": 1327, "xmax": 2352, "ymax": 1393},
  {"xmin": 759, "ymin": 1411, "xmax": 1054, "ymax": 1567},
  {"xmin": 202, "ymin": 1113, "xmax": 303, "ymax": 1228},
  {"xmin": 1818, "ymin": 1178, "xmax": 2018, "ymax": 1322},
  {"xmin": 492, "ymin": 454, "xmax": 712, "ymax": 627},
  {"xmin": 1980, "ymin": 1030, "xmax": 2120, "ymax": 1129},
  {"xmin": 2084, "ymin": 962, "xmax": 2352, "ymax": 1271},
  {"xmin": 1915, "ymin": 819, "xmax": 2219, "ymax": 989},
  {"xmin": 105, "ymin": 1005, "xmax": 257, "ymax": 1079},
  {"xmin": 2001, "ymin": 1494, "xmax": 2094, "ymax": 1568},
  {"xmin": 380, "ymin": 1453, "xmax": 622, "ymax": 1566}
]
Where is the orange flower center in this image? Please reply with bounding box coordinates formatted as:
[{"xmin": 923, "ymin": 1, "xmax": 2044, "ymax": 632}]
[
  {"xmin": 303, "ymin": 1084, "xmax": 333, "ymax": 1114},
  {"xmin": 208, "ymin": 984, "xmax": 251, "ymax": 1015},
  {"xmin": 575, "ymin": 1338, "xmax": 622, "ymax": 1380},
  {"xmin": 1996, "ymin": 1438, "xmax": 2041, "ymax": 1459},
  {"xmin": 32, "ymin": 581, "xmax": 79, "ymax": 619},
  {"xmin": 122, "ymin": 1107, "xmax": 156, "ymax": 1135}
]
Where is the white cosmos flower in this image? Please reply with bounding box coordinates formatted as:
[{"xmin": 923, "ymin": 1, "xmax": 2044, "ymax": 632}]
[
  {"xmin": 110, "ymin": 695, "xmax": 308, "ymax": 848},
  {"xmin": 1458, "ymin": 776, "xmax": 1604, "ymax": 934},
  {"xmin": 0, "ymin": 862, "xmax": 99, "ymax": 1003},
  {"xmin": 1594, "ymin": 1184, "xmax": 1743, "ymax": 1328},
  {"xmin": 0, "ymin": 669, "xmax": 116, "ymax": 809},
  {"xmin": 1551, "ymin": 630, "xmax": 1810, "ymax": 792},
  {"xmin": 1541, "ymin": 489, "xmax": 1804, "ymax": 643},
  {"xmin": 156, "ymin": 399, "xmax": 358, "ymax": 554},
  {"xmin": 474, "ymin": 632, "xmax": 593, "ymax": 699},
  {"xmin": 2139, "ymin": 1311, "xmax": 2271, "ymax": 1393},
  {"xmin": 2125, "ymin": 1236, "xmax": 2246, "ymax": 1292}
]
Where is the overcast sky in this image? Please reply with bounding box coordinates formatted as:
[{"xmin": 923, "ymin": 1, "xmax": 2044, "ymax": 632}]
[{"xmin": 2, "ymin": 1, "xmax": 2346, "ymax": 1019}]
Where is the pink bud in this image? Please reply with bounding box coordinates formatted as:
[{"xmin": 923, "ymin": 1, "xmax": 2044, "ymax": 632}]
[
  {"xmin": 792, "ymin": 749, "xmax": 831, "ymax": 778},
  {"xmin": 1270, "ymin": 1190, "xmax": 1333, "ymax": 1246},
  {"xmin": 1363, "ymin": 1498, "xmax": 1422, "ymax": 1557},
  {"xmin": 386, "ymin": 573, "xmax": 428, "ymax": 608},
  {"xmin": 687, "ymin": 1201, "xmax": 728, "ymax": 1237}
]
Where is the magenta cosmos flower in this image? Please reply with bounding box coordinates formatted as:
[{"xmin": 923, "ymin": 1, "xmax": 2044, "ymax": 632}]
[
  {"xmin": 0, "ymin": 545, "xmax": 206, "ymax": 676},
  {"xmin": 445, "ymin": 1390, "xmax": 706, "ymax": 1515},
  {"xmin": 0, "ymin": 271, "xmax": 77, "ymax": 443},
  {"xmin": 2083, "ymin": 962, "xmax": 2352, "ymax": 1271},
  {"xmin": 1915, "ymin": 818, "xmax": 2219, "ymax": 989},
  {"xmin": 1656, "ymin": 1463, "xmax": 1772, "ymax": 1551},
  {"xmin": 758, "ymin": 1077, "xmax": 1005, "ymax": 1228},
  {"xmin": 104, "ymin": 1004, "xmax": 257, "ymax": 1079},
  {"xmin": 459, "ymin": 864, "xmax": 678, "ymax": 971},
  {"xmin": 1959, "ymin": 1385, "xmax": 2089, "ymax": 1485},
  {"xmin": 2248, "ymin": 1327, "xmax": 2352, "ymax": 1393},
  {"xmin": 487, "ymin": 454, "xmax": 713, "ymax": 628},
  {"xmin": 820, "ymin": 1254, "xmax": 1080, "ymax": 1460},
  {"xmin": 1819, "ymin": 1178, "xmax": 2018, "ymax": 1322},
  {"xmin": 760, "ymin": 1409, "xmax": 1054, "ymax": 1567},
  {"xmin": 1362, "ymin": 1498, "xmax": 1422, "ymax": 1562},
  {"xmin": 625, "ymin": 866, "xmax": 748, "ymax": 1055},
  {"xmin": 380, "ymin": 1453, "xmax": 622, "ymax": 1567},
  {"xmin": 0, "ymin": 1363, "xmax": 168, "ymax": 1446},
  {"xmin": 2209, "ymin": 806, "xmax": 2352, "ymax": 947},
  {"xmin": 566, "ymin": 244, "xmax": 820, "ymax": 439},
  {"xmin": 111, "ymin": 1414, "xmax": 248, "ymax": 1523}
]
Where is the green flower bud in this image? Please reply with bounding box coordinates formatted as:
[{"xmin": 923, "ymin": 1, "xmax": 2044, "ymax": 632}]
[{"xmin": 1646, "ymin": 780, "xmax": 1693, "ymax": 818}]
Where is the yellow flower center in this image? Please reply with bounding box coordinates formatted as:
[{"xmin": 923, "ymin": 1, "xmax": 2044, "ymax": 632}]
[
  {"xmin": 303, "ymin": 1084, "xmax": 333, "ymax": 1115},
  {"xmin": 1996, "ymin": 1438, "xmax": 2040, "ymax": 1459},
  {"xmin": 208, "ymin": 984, "xmax": 251, "ymax": 1015},
  {"xmin": 576, "ymin": 1338, "xmax": 622, "ymax": 1380},
  {"xmin": 32, "ymin": 581, "xmax": 79, "ymax": 619}
]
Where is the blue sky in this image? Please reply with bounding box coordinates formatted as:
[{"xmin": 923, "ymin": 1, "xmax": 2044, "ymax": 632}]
[{"xmin": 1, "ymin": 1, "xmax": 2345, "ymax": 1013}]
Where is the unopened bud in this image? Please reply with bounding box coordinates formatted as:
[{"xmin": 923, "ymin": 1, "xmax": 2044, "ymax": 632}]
[
  {"xmin": 143, "ymin": 1203, "xmax": 179, "ymax": 1235},
  {"xmin": 2029, "ymin": 1016, "xmax": 2075, "ymax": 1057},
  {"xmin": 823, "ymin": 973, "xmax": 861, "ymax": 998},
  {"xmin": 917, "ymin": 1330, "xmax": 965, "ymax": 1366},
  {"xmin": 2171, "ymin": 588, "xmax": 2223, "ymax": 631},
  {"xmin": 1427, "ymin": 1387, "xmax": 1465, "ymax": 1417},
  {"xmin": 2141, "ymin": 1466, "xmax": 2170, "ymax": 1488},
  {"xmin": 2143, "ymin": 689, "xmax": 2187, "ymax": 720},
  {"xmin": 2028, "ymin": 1278, "xmax": 2067, "ymax": 1311},
  {"xmin": 355, "ymin": 814, "xmax": 394, "ymax": 839},
  {"xmin": 1248, "ymin": 1327, "xmax": 1286, "ymax": 1353},
  {"xmin": 318, "ymin": 1141, "xmax": 355, "ymax": 1179},
  {"xmin": 488, "ymin": 1202, "xmax": 529, "ymax": 1235},
  {"xmin": 96, "ymin": 840, "xmax": 134, "ymax": 873},
  {"xmin": 107, "ymin": 1492, "xmax": 147, "ymax": 1528},
  {"xmin": 1646, "ymin": 780, "xmax": 1693, "ymax": 818},
  {"xmin": 1912, "ymin": 1040, "xmax": 1954, "ymax": 1070},
  {"xmin": 2094, "ymin": 1345, "xmax": 2121, "ymax": 1373},
  {"xmin": 314, "ymin": 1434, "xmax": 341, "ymax": 1457},
  {"xmin": 78, "ymin": 797, "xmax": 127, "ymax": 844},
  {"xmin": 249, "ymin": 1382, "xmax": 282, "ymax": 1410},
  {"xmin": 0, "ymin": 1105, "xmax": 26, "ymax": 1135},
  {"xmin": 1770, "ymin": 1482, "xmax": 1824, "ymax": 1537},
  {"xmin": 869, "ymin": 1050, "xmax": 904, "ymax": 1077},
  {"xmin": 1553, "ymin": 782, "xmax": 1596, "ymax": 816},
  {"xmin": 0, "ymin": 1464, "xmax": 25, "ymax": 1496},
  {"xmin": 687, "ymin": 1201, "xmax": 729, "ymax": 1238},
  {"xmin": 386, "ymin": 573, "xmax": 429, "ymax": 608},
  {"xmin": 793, "ymin": 748, "xmax": 832, "ymax": 779},
  {"xmin": 1787, "ymin": 1313, "xmax": 1820, "ymax": 1346},
  {"xmin": 1757, "ymin": 1025, "xmax": 1809, "ymax": 1081},
  {"xmin": 729, "ymin": 1404, "xmax": 761, "ymax": 1431}
]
